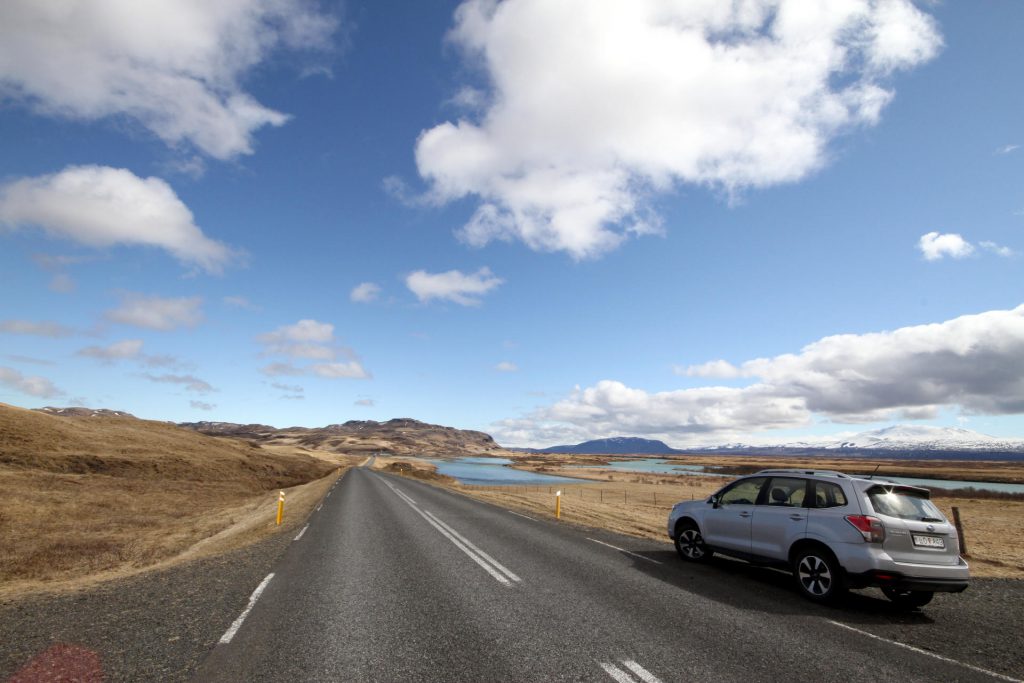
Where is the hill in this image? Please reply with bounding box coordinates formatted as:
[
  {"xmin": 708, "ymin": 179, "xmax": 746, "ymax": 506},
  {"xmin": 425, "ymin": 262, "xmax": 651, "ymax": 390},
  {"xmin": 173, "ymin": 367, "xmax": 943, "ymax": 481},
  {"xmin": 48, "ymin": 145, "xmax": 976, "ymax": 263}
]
[
  {"xmin": 520, "ymin": 436, "xmax": 681, "ymax": 455},
  {"xmin": 0, "ymin": 403, "xmax": 341, "ymax": 595},
  {"xmin": 179, "ymin": 417, "xmax": 511, "ymax": 458}
]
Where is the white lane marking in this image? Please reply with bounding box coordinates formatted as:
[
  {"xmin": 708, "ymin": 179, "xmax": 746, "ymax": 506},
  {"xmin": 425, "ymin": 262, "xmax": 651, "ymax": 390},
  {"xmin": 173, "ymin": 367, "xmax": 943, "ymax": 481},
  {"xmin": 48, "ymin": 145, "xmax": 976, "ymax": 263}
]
[
  {"xmin": 316, "ymin": 504, "xmax": 322, "ymax": 512},
  {"xmin": 622, "ymin": 660, "xmax": 664, "ymax": 683},
  {"xmin": 828, "ymin": 621, "xmax": 1022, "ymax": 683},
  {"xmin": 326, "ymin": 491, "xmax": 332, "ymax": 498},
  {"xmin": 587, "ymin": 538, "xmax": 663, "ymax": 565},
  {"xmin": 293, "ymin": 524, "xmax": 308, "ymax": 541},
  {"xmin": 600, "ymin": 663, "xmax": 636, "ymax": 683},
  {"xmin": 508, "ymin": 510, "xmax": 538, "ymax": 521},
  {"xmin": 219, "ymin": 573, "xmax": 274, "ymax": 644},
  {"xmin": 383, "ymin": 482, "xmax": 518, "ymax": 587},
  {"xmin": 421, "ymin": 509, "xmax": 521, "ymax": 583}
]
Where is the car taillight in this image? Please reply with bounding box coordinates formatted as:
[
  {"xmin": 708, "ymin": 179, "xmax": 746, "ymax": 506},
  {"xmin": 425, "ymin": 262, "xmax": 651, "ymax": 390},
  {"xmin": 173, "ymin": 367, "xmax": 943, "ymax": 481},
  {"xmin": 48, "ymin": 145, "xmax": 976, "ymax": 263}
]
[{"xmin": 845, "ymin": 515, "xmax": 885, "ymax": 543}]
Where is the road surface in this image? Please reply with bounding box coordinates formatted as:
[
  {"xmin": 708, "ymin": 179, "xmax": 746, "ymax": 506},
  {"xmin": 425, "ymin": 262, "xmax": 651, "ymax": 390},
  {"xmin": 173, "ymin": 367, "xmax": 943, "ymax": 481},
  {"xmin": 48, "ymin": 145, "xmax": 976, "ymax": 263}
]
[{"xmin": 193, "ymin": 467, "xmax": 1022, "ymax": 682}]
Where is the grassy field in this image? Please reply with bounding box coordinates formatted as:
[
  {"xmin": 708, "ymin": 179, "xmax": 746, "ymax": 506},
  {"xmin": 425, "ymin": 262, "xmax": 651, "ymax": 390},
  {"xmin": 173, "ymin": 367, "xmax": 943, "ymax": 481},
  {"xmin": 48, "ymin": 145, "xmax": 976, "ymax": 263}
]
[
  {"xmin": 373, "ymin": 455, "xmax": 1024, "ymax": 579},
  {"xmin": 0, "ymin": 403, "xmax": 357, "ymax": 598}
]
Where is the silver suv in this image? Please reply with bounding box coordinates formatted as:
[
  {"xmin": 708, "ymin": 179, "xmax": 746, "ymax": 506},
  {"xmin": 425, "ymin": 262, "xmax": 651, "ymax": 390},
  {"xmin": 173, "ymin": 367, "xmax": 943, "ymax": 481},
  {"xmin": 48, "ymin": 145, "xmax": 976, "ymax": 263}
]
[{"xmin": 666, "ymin": 469, "xmax": 970, "ymax": 607}]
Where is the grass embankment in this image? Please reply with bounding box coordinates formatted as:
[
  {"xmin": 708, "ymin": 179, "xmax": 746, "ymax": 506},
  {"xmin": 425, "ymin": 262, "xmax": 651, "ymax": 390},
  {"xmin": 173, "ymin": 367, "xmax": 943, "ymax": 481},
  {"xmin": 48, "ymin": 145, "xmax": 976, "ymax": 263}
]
[
  {"xmin": 375, "ymin": 454, "xmax": 1024, "ymax": 579},
  {"xmin": 0, "ymin": 403, "xmax": 357, "ymax": 598}
]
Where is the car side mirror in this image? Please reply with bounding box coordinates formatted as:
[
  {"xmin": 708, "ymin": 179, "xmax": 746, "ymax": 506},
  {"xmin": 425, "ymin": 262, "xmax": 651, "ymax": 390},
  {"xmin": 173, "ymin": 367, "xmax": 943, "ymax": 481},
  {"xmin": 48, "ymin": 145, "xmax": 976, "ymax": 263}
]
[{"xmin": 709, "ymin": 495, "xmax": 719, "ymax": 509}]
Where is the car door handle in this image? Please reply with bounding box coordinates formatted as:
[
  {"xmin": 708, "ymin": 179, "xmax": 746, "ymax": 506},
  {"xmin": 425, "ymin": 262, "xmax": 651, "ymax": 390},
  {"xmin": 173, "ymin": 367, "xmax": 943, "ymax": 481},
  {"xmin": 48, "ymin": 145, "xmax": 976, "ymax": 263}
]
[
  {"xmin": 739, "ymin": 511, "xmax": 751, "ymax": 518},
  {"xmin": 789, "ymin": 514, "xmax": 805, "ymax": 521}
]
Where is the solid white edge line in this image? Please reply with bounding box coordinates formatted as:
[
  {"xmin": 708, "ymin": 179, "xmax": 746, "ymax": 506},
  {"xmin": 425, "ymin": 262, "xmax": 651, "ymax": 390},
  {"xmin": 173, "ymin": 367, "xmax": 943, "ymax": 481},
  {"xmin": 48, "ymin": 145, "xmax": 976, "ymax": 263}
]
[
  {"xmin": 219, "ymin": 573, "xmax": 274, "ymax": 644},
  {"xmin": 293, "ymin": 524, "xmax": 308, "ymax": 541},
  {"xmin": 508, "ymin": 510, "xmax": 538, "ymax": 521},
  {"xmin": 421, "ymin": 509, "xmax": 521, "ymax": 582},
  {"xmin": 827, "ymin": 620, "xmax": 1022, "ymax": 683},
  {"xmin": 587, "ymin": 538, "xmax": 663, "ymax": 565},
  {"xmin": 600, "ymin": 662, "xmax": 637, "ymax": 683},
  {"xmin": 622, "ymin": 660, "xmax": 663, "ymax": 683}
]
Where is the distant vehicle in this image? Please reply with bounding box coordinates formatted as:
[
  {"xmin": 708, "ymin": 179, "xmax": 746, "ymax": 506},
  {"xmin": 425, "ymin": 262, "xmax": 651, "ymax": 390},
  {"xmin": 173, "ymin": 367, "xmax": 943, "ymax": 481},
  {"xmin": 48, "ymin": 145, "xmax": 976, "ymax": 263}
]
[{"xmin": 667, "ymin": 469, "xmax": 969, "ymax": 607}]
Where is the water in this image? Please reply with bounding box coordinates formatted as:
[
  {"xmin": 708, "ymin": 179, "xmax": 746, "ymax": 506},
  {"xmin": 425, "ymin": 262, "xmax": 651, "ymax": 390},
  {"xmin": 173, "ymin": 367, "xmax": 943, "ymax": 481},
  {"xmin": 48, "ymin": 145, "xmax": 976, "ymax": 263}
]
[
  {"xmin": 568, "ymin": 458, "xmax": 728, "ymax": 477},
  {"xmin": 429, "ymin": 456, "xmax": 581, "ymax": 486},
  {"xmin": 567, "ymin": 458, "xmax": 1023, "ymax": 494}
]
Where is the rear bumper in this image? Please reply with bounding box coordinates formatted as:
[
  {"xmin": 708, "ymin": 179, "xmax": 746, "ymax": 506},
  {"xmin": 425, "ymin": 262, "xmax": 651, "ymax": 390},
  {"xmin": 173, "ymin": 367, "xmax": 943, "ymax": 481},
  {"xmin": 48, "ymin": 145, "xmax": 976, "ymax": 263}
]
[{"xmin": 847, "ymin": 569, "xmax": 969, "ymax": 593}]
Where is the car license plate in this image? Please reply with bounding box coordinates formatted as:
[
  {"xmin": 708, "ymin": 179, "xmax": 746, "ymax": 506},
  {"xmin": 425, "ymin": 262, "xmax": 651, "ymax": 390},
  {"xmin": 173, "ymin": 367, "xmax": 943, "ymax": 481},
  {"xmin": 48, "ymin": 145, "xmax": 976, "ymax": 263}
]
[{"xmin": 912, "ymin": 535, "xmax": 945, "ymax": 549}]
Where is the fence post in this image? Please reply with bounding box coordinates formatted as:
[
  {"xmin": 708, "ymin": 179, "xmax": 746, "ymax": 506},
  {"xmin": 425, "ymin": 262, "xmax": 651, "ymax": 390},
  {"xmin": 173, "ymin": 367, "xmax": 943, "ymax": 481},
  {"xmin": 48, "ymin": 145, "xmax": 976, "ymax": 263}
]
[{"xmin": 952, "ymin": 506, "xmax": 969, "ymax": 556}]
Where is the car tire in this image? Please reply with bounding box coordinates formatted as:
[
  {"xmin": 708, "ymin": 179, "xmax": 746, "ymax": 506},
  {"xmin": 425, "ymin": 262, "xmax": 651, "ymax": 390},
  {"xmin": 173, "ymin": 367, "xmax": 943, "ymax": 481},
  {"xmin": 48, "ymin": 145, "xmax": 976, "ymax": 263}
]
[
  {"xmin": 792, "ymin": 547, "xmax": 846, "ymax": 603},
  {"xmin": 674, "ymin": 522, "xmax": 712, "ymax": 562},
  {"xmin": 881, "ymin": 587, "xmax": 934, "ymax": 609}
]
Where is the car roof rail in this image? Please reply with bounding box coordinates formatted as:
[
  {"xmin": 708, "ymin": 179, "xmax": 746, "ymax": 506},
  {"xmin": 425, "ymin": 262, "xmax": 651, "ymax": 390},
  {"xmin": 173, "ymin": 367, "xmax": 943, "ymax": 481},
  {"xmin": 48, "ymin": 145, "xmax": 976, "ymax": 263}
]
[{"xmin": 753, "ymin": 469, "xmax": 851, "ymax": 478}]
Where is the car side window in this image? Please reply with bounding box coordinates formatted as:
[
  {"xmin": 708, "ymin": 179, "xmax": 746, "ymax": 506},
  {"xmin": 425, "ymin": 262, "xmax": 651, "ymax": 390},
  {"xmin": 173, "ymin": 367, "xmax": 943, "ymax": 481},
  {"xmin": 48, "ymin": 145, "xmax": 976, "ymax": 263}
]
[
  {"xmin": 810, "ymin": 481, "xmax": 848, "ymax": 508},
  {"xmin": 762, "ymin": 477, "xmax": 808, "ymax": 507},
  {"xmin": 719, "ymin": 477, "xmax": 767, "ymax": 506}
]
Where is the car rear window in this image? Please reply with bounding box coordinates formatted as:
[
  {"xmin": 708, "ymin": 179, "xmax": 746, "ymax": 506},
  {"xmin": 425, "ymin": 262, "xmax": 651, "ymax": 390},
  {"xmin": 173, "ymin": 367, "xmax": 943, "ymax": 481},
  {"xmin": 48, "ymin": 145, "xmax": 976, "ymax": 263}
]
[{"xmin": 866, "ymin": 486, "xmax": 944, "ymax": 521}]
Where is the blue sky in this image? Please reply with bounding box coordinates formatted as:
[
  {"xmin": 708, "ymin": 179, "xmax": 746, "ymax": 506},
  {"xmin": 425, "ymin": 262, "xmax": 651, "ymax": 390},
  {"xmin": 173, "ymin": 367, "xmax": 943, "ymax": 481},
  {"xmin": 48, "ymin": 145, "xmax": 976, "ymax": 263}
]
[{"xmin": 1, "ymin": 1, "xmax": 1022, "ymax": 447}]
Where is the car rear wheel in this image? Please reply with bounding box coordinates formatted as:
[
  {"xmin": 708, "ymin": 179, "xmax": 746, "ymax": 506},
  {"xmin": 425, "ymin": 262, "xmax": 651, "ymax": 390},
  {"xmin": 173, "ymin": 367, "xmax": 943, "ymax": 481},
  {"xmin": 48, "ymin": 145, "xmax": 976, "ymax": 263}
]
[
  {"xmin": 674, "ymin": 522, "xmax": 712, "ymax": 562},
  {"xmin": 793, "ymin": 548, "xmax": 846, "ymax": 603},
  {"xmin": 881, "ymin": 587, "xmax": 934, "ymax": 608}
]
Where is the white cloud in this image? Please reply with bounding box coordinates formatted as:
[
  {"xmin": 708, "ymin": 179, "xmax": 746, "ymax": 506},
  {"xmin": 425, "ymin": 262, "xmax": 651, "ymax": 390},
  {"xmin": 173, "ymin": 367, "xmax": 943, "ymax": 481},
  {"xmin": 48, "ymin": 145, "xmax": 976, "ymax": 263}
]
[
  {"xmin": 0, "ymin": 166, "xmax": 234, "ymax": 273},
  {"xmin": 406, "ymin": 267, "xmax": 503, "ymax": 306},
  {"xmin": 271, "ymin": 382, "xmax": 303, "ymax": 393},
  {"xmin": 311, "ymin": 362, "xmax": 370, "ymax": 379},
  {"xmin": 350, "ymin": 282, "xmax": 381, "ymax": 303},
  {"xmin": 495, "ymin": 304, "xmax": 1024, "ymax": 446},
  {"xmin": 0, "ymin": 320, "xmax": 73, "ymax": 337},
  {"xmin": 416, "ymin": 0, "xmax": 941, "ymax": 259},
  {"xmin": 106, "ymin": 293, "xmax": 203, "ymax": 330},
  {"xmin": 224, "ymin": 295, "xmax": 260, "ymax": 311},
  {"xmin": 258, "ymin": 319, "xmax": 371, "ymax": 379},
  {"xmin": 918, "ymin": 232, "xmax": 974, "ymax": 260},
  {"xmin": 495, "ymin": 361, "xmax": 519, "ymax": 372},
  {"xmin": 355, "ymin": 398, "xmax": 375, "ymax": 407},
  {"xmin": 77, "ymin": 339, "xmax": 144, "ymax": 362},
  {"xmin": 143, "ymin": 373, "xmax": 214, "ymax": 393},
  {"xmin": 0, "ymin": 366, "xmax": 63, "ymax": 399},
  {"xmin": 996, "ymin": 144, "xmax": 1020, "ymax": 155},
  {"xmin": 0, "ymin": 1, "xmax": 338, "ymax": 159},
  {"xmin": 980, "ymin": 241, "xmax": 1016, "ymax": 258},
  {"xmin": 190, "ymin": 400, "xmax": 216, "ymax": 411},
  {"xmin": 677, "ymin": 359, "xmax": 741, "ymax": 378}
]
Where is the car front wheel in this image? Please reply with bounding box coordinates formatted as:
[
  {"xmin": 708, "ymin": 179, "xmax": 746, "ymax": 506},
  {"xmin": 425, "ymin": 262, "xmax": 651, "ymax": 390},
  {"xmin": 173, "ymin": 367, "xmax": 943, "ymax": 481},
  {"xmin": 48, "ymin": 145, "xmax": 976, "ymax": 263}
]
[
  {"xmin": 793, "ymin": 548, "xmax": 846, "ymax": 603},
  {"xmin": 674, "ymin": 522, "xmax": 712, "ymax": 562}
]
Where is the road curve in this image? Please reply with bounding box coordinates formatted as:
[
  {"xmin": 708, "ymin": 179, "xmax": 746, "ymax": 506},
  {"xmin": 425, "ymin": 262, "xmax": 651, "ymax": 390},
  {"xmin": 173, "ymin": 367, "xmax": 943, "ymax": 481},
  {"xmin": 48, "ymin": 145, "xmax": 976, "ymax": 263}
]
[{"xmin": 193, "ymin": 467, "xmax": 1022, "ymax": 682}]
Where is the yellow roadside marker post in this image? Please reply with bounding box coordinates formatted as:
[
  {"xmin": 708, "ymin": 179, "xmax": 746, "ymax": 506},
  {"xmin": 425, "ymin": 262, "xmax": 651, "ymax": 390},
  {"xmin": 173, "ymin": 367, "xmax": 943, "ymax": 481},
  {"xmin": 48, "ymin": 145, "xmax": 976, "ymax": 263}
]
[
  {"xmin": 276, "ymin": 490, "xmax": 285, "ymax": 526},
  {"xmin": 555, "ymin": 490, "xmax": 562, "ymax": 520}
]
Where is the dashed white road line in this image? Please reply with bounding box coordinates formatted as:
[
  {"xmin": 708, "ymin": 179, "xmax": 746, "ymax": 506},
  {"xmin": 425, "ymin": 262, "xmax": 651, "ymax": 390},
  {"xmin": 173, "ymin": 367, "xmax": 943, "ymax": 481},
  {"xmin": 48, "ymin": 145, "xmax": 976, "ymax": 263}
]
[
  {"xmin": 382, "ymin": 479, "xmax": 520, "ymax": 587},
  {"xmin": 219, "ymin": 573, "xmax": 274, "ymax": 644},
  {"xmin": 508, "ymin": 510, "xmax": 538, "ymax": 522},
  {"xmin": 587, "ymin": 538, "xmax": 663, "ymax": 565},
  {"xmin": 827, "ymin": 620, "xmax": 1022, "ymax": 683},
  {"xmin": 599, "ymin": 660, "xmax": 663, "ymax": 683},
  {"xmin": 293, "ymin": 524, "xmax": 308, "ymax": 541},
  {"xmin": 316, "ymin": 504, "xmax": 322, "ymax": 512}
]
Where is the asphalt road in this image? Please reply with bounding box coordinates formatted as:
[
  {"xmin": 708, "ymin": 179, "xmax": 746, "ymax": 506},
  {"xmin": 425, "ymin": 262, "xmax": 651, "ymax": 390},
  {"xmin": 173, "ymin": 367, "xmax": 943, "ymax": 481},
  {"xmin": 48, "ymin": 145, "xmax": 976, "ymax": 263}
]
[{"xmin": 193, "ymin": 467, "xmax": 1023, "ymax": 682}]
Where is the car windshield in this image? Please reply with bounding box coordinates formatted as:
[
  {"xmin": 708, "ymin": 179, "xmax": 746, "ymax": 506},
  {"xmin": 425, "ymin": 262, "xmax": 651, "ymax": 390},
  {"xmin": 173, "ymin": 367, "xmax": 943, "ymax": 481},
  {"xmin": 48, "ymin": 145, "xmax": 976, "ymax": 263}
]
[{"xmin": 866, "ymin": 486, "xmax": 945, "ymax": 522}]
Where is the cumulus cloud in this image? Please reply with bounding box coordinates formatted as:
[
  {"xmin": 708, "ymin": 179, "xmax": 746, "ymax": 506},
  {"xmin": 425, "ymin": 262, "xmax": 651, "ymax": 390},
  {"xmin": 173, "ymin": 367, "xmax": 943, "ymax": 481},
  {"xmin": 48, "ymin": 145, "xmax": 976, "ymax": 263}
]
[
  {"xmin": 258, "ymin": 319, "xmax": 370, "ymax": 379},
  {"xmin": 980, "ymin": 241, "xmax": 1016, "ymax": 258},
  {"xmin": 350, "ymin": 282, "xmax": 381, "ymax": 303},
  {"xmin": 677, "ymin": 359, "xmax": 742, "ymax": 379},
  {"xmin": 415, "ymin": 0, "xmax": 941, "ymax": 259},
  {"xmin": 0, "ymin": 1, "xmax": 338, "ymax": 159},
  {"xmin": 0, "ymin": 366, "xmax": 63, "ymax": 398},
  {"xmin": 0, "ymin": 166, "xmax": 235, "ymax": 273},
  {"xmin": 190, "ymin": 400, "xmax": 216, "ymax": 411},
  {"xmin": 918, "ymin": 232, "xmax": 974, "ymax": 260},
  {"xmin": 494, "ymin": 305, "xmax": 1024, "ymax": 446},
  {"xmin": 77, "ymin": 339, "xmax": 144, "ymax": 362},
  {"xmin": 143, "ymin": 373, "xmax": 214, "ymax": 393},
  {"xmin": 495, "ymin": 361, "xmax": 519, "ymax": 372},
  {"xmin": 106, "ymin": 293, "xmax": 203, "ymax": 331},
  {"xmin": 0, "ymin": 320, "xmax": 73, "ymax": 337},
  {"xmin": 406, "ymin": 267, "xmax": 503, "ymax": 306}
]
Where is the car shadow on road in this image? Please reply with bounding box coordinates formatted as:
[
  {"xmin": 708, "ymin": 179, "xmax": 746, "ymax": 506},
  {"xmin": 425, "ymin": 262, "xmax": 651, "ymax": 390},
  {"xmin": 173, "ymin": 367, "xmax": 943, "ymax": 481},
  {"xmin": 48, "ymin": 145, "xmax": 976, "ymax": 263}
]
[{"xmin": 628, "ymin": 549, "xmax": 936, "ymax": 626}]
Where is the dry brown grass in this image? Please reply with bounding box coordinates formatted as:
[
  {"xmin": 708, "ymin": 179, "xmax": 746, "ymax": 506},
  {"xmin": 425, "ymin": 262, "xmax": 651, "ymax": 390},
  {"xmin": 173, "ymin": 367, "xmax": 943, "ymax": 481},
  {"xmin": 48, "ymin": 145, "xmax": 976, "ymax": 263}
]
[
  {"xmin": 382, "ymin": 455, "xmax": 1024, "ymax": 579},
  {"xmin": 0, "ymin": 403, "xmax": 357, "ymax": 598}
]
